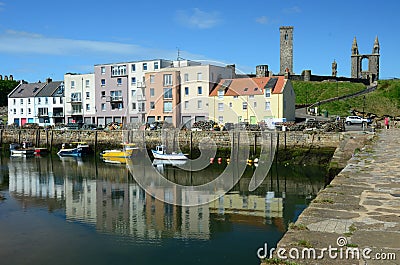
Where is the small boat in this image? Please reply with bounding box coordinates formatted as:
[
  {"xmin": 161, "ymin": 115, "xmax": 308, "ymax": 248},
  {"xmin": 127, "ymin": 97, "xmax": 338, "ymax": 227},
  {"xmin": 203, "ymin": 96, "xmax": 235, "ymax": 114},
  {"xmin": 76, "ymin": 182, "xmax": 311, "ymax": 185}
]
[
  {"xmin": 10, "ymin": 142, "xmax": 35, "ymax": 157},
  {"xmin": 152, "ymin": 159, "xmax": 187, "ymax": 167},
  {"xmin": 100, "ymin": 143, "xmax": 138, "ymax": 158},
  {"xmin": 57, "ymin": 142, "xmax": 90, "ymax": 157},
  {"xmin": 34, "ymin": 147, "xmax": 48, "ymax": 155},
  {"xmin": 151, "ymin": 145, "xmax": 188, "ymax": 160}
]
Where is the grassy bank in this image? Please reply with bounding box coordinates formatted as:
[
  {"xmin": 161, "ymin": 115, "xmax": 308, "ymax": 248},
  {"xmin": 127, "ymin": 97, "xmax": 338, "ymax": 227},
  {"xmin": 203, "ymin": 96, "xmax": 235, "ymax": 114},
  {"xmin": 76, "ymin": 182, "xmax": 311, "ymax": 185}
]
[{"xmin": 293, "ymin": 79, "xmax": 400, "ymax": 117}]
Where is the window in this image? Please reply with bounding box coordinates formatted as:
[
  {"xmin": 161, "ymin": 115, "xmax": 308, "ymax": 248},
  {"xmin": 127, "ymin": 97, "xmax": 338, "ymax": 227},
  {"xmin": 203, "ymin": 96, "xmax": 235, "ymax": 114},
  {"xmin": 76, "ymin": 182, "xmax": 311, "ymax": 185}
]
[
  {"xmin": 150, "ymin": 101, "xmax": 155, "ymax": 110},
  {"xmin": 184, "ymin": 73, "xmax": 189, "ymax": 82},
  {"xmin": 163, "ymin": 74, "xmax": 173, "ymax": 86},
  {"xmin": 254, "ymin": 101, "xmax": 257, "ymax": 108},
  {"xmin": 38, "ymin": 98, "xmax": 41, "ymax": 104},
  {"xmin": 117, "ymin": 78, "xmax": 122, "ymax": 86},
  {"xmin": 164, "ymin": 88, "xmax": 172, "ymax": 99},
  {"xmin": 71, "ymin": 92, "xmax": 81, "ymax": 102},
  {"xmin": 38, "ymin": 107, "xmax": 48, "ymax": 116},
  {"xmin": 45, "ymin": 97, "xmax": 48, "ymax": 104},
  {"xmin": 249, "ymin": 95, "xmax": 254, "ymax": 99},
  {"xmin": 20, "ymin": 99, "xmax": 23, "ymax": 104},
  {"xmin": 218, "ymin": 102, "xmax": 224, "ymax": 111},
  {"xmin": 229, "ymin": 102, "xmax": 232, "ymax": 108},
  {"xmin": 28, "ymin": 108, "xmax": 31, "ymax": 115},
  {"xmin": 101, "ymin": 67, "xmax": 106, "ymax": 74},
  {"xmin": 85, "ymin": 80, "xmax": 90, "ymax": 87},
  {"xmin": 111, "ymin": 65, "xmax": 127, "ymax": 76},
  {"xmin": 197, "ymin": 100, "xmax": 202, "ymax": 109},
  {"xmin": 265, "ymin": 88, "xmax": 271, "ymax": 97},
  {"xmin": 163, "ymin": 101, "xmax": 172, "ymax": 112},
  {"xmin": 233, "ymin": 95, "xmax": 238, "ymax": 99},
  {"xmin": 131, "ymin": 77, "xmax": 136, "ymax": 85},
  {"xmin": 242, "ymin": 102, "xmax": 248, "ymax": 110},
  {"xmin": 101, "ymin": 79, "xmax": 105, "ymax": 86},
  {"xmin": 184, "ymin": 87, "xmax": 189, "ymax": 96},
  {"xmin": 131, "ymin": 64, "xmax": 136, "ymax": 72},
  {"xmin": 143, "ymin": 63, "xmax": 147, "ymax": 71},
  {"xmin": 20, "ymin": 108, "xmax": 23, "ymax": 114},
  {"xmin": 86, "ymin": 92, "xmax": 90, "ymax": 99},
  {"xmin": 197, "ymin": 86, "xmax": 203, "ymax": 95},
  {"xmin": 110, "ymin": 90, "xmax": 122, "ymax": 101},
  {"xmin": 53, "ymin": 97, "xmax": 56, "ymax": 104},
  {"xmin": 265, "ymin": 101, "xmax": 271, "ymax": 110},
  {"xmin": 101, "ymin": 91, "xmax": 106, "ymax": 98},
  {"xmin": 60, "ymin": 97, "xmax": 63, "ymax": 104},
  {"xmin": 219, "ymin": 116, "xmax": 223, "ymax": 123},
  {"xmin": 184, "ymin": 101, "xmax": 189, "ymax": 110},
  {"xmin": 111, "ymin": 102, "xmax": 123, "ymax": 110},
  {"xmin": 13, "ymin": 99, "xmax": 16, "ymax": 105},
  {"xmin": 139, "ymin": 102, "xmax": 145, "ymax": 112},
  {"xmin": 28, "ymin": 98, "xmax": 31, "ymax": 104},
  {"xmin": 86, "ymin": 104, "xmax": 90, "ymax": 111},
  {"xmin": 131, "ymin": 90, "xmax": 137, "ymax": 96},
  {"xmin": 101, "ymin": 103, "xmax": 106, "ymax": 111},
  {"xmin": 218, "ymin": 90, "xmax": 224, "ymax": 99},
  {"xmin": 13, "ymin": 109, "xmax": 16, "ymax": 114},
  {"xmin": 150, "ymin": 88, "xmax": 155, "ymax": 97},
  {"xmin": 150, "ymin": 75, "xmax": 155, "ymax": 84},
  {"xmin": 197, "ymin": 72, "xmax": 202, "ymax": 81},
  {"xmin": 71, "ymin": 80, "xmax": 75, "ymax": 89},
  {"xmin": 154, "ymin": 62, "xmax": 159, "ymax": 70},
  {"xmin": 132, "ymin": 102, "xmax": 136, "ymax": 110}
]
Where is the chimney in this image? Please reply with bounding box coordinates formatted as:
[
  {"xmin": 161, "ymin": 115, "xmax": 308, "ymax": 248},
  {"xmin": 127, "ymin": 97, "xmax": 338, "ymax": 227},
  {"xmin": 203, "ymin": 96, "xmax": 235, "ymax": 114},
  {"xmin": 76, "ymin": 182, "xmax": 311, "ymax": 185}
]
[
  {"xmin": 46, "ymin": 77, "xmax": 52, "ymax": 83},
  {"xmin": 227, "ymin": 64, "xmax": 236, "ymax": 78},
  {"xmin": 4, "ymin": 75, "xmax": 8, "ymax": 81},
  {"xmin": 9, "ymin": 75, "xmax": 13, "ymax": 81},
  {"xmin": 0, "ymin": 75, "xmax": 2, "ymax": 80}
]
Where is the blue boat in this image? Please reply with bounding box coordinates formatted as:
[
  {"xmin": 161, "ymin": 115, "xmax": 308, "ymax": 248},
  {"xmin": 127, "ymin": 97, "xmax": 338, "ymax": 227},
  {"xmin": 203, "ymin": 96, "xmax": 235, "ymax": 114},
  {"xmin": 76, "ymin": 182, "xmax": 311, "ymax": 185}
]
[{"xmin": 57, "ymin": 142, "xmax": 90, "ymax": 157}]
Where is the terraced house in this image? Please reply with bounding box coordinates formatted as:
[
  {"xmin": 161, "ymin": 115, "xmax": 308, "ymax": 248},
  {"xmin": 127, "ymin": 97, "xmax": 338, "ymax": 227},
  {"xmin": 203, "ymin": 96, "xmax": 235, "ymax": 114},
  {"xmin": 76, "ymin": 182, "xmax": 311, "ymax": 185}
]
[
  {"xmin": 209, "ymin": 75, "xmax": 295, "ymax": 125},
  {"xmin": 7, "ymin": 78, "xmax": 64, "ymax": 126}
]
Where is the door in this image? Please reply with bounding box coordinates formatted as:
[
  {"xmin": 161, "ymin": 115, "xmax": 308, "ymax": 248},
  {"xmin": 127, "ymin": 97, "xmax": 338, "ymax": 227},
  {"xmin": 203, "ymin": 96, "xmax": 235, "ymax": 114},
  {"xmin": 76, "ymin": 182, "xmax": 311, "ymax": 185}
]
[{"xmin": 21, "ymin": 118, "xmax": 27, "ymax": 126}]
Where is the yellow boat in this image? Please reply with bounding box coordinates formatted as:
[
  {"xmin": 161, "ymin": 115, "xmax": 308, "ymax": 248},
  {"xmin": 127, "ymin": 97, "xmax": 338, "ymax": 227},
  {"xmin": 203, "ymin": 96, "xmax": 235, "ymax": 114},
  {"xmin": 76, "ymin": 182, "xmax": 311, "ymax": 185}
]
[
  {"xmin": 100, "ymin": 143, "xmax": 138, "ymax": 158},
  {"xmin": 101, "ymin": 156, "xmax": 129, "ymax": 164}
]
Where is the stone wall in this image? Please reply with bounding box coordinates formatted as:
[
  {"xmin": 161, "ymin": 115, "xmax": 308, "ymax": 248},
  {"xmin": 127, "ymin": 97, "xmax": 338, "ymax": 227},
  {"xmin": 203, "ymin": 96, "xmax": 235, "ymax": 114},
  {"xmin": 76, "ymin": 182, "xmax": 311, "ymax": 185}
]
[{"xmin": 0, "ymin": 129, "xmax": 342, "ymax": 153}]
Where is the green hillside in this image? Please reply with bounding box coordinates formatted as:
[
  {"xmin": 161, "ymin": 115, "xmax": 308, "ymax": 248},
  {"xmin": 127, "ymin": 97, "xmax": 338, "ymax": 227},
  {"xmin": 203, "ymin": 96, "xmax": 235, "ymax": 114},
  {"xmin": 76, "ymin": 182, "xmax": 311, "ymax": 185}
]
[{"xmin": 293, "ymin": 80, "xmax": 400, "ymax": 117}]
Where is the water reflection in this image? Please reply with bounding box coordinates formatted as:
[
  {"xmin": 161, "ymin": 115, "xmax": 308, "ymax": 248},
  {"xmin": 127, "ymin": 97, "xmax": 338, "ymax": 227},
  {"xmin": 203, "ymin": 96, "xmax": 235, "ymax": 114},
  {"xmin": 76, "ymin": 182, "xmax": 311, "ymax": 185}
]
[{"xmin": 5, "ymin": 155, "xmax": 324, "ymax": 243}]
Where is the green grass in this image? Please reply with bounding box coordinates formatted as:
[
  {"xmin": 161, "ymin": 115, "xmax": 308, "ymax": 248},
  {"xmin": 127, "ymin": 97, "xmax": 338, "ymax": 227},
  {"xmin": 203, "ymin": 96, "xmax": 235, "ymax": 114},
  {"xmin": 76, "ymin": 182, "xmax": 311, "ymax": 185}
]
[{"xmin": 293, "ymin": 79, "xmax": 400, "ymax": 117}]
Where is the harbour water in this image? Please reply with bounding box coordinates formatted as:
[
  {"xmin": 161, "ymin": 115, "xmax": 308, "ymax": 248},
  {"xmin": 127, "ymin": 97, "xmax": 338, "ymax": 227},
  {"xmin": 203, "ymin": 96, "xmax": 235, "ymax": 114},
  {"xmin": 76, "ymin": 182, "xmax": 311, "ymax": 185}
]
[{"xmin": 0, "ymin": 154, "xmax": 326, "ymax": 265}]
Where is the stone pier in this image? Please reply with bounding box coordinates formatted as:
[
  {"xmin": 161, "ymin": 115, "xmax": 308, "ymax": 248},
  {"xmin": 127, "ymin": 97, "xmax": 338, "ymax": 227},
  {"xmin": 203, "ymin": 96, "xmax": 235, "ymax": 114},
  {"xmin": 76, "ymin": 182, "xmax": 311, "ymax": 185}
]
[{"xmin": 274, "ymin": 129, "xmax": 400, "ymax": 265}]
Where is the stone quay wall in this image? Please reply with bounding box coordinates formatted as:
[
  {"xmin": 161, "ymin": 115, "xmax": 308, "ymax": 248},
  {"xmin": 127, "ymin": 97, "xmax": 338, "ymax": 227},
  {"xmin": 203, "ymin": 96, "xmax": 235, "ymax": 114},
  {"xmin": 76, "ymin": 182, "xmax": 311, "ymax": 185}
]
[{"xmin": 0, "ymin": 129, "xmax": 343, "ymax": 153}]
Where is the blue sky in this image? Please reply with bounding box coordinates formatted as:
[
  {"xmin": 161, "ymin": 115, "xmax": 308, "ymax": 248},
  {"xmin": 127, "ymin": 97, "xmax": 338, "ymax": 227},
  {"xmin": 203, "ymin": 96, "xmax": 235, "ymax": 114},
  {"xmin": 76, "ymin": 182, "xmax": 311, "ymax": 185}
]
[{"xmin": 0, "ymin": 0, "xmax": 398, "ymax": 82}]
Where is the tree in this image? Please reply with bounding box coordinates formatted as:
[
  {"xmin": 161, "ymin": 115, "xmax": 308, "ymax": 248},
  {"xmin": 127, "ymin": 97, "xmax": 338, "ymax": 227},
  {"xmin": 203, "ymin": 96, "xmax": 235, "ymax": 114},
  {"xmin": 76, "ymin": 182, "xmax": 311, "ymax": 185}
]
[{"xmin": 0, "ymin": 80, "xmax": 19, "ymax": 106}]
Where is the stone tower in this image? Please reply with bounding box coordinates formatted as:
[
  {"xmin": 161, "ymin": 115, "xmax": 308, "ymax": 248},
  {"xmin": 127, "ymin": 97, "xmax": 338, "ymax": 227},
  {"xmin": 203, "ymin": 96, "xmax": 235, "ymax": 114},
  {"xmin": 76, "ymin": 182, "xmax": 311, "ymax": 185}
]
[
  {"xmin": 332, "ymin": 60, "xmax": 337, "ymax": 77},
  {"xmin": 351, "ymin": 36, "xmax": 380, "ymax": 82},
  {"xmin": 256, "ymin": 65, "xmax": 269, "ymax": 77},
  {"xmin": 280, "ymin": 26, "xmax": 294, "ymax": 75}
]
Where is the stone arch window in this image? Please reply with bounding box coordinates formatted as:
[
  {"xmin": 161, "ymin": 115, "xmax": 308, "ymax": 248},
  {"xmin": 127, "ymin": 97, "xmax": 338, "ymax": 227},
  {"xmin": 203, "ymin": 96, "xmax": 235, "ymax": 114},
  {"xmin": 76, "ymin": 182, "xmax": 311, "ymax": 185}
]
[{"xmin": 374, "ymin": 47, "xmax": 379, "ymax": 53}]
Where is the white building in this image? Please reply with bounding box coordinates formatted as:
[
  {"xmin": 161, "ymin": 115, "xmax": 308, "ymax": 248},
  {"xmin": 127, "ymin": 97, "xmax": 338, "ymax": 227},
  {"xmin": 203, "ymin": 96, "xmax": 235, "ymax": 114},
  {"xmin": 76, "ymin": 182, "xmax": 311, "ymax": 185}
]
[
  {"xmin": 8, "ymin": 78, "xmax": 64, "ymax": 126},
  {"xmin": 64, "ymin": 73, "xmax": 95, "ymax": 124}
]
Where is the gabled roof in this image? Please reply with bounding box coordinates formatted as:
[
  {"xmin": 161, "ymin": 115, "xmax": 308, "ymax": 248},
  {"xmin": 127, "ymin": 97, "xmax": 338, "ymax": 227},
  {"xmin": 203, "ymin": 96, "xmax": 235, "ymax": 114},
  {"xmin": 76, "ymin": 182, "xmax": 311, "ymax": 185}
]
[
  {"xmin": 36, "ymin": 81, "xmax": 63, "ymax": 97},
  {"xmin": 210, "ymin": 76, "xmax": 286, "ymax": 96},
  {"xmin": 8, "ymin": 82, "xmax": 47, "ymax": 98}
]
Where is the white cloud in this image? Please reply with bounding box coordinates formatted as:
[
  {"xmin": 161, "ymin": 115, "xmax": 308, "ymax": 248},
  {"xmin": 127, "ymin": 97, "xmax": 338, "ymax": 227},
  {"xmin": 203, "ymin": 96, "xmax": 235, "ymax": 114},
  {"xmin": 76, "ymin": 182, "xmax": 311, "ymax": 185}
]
[
  {"xmin": 283, "ymin": 6, "xmax": 301, "ymax": 14},
  {"xmin": 0, "ymin": 29, "xmax": 207, "ymax": 61},
  {"xmin": 256, "ymin": 16, "xmax": 269, "ymax": 25},
  {"xmin": 176, "ymin": 8, "xmax": 221, "ymax": 29}
]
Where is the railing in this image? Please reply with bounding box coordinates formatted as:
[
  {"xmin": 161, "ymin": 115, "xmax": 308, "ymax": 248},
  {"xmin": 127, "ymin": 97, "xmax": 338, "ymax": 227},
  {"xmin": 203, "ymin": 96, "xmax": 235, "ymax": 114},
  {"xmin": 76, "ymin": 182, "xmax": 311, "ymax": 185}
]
[
  {"xmin": 68, "ymin": 98, "xmax": 82, "ymax": 103},
  {"xmin": 107, "ymin": 96, "xmax": 123, "ymax": 102},
  {"xmin": 136, "ymin": 82, "xmax": 146, "ymax": 88}
]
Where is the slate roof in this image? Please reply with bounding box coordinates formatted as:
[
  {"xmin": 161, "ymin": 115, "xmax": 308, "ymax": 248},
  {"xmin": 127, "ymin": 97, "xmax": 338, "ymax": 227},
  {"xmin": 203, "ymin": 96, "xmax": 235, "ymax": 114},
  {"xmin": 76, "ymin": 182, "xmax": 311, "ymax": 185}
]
[
  {"xmin": 210, "ymin": 76, "xmax": 286, "ymax": 97},
  {"xmin": 8, "ymin": 82, "xmax": 47, "ymax": 98},
  {"xmin": 36, "ymin": 81, "xmax": 63, "ymax": 97}
]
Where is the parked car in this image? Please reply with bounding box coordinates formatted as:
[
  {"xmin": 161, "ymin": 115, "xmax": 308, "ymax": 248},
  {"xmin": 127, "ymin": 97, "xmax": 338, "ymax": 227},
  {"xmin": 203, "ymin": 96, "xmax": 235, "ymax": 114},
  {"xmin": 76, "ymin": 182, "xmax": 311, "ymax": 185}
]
[{"xmin": 345, "ymin": 116, "xmax": 371, "ymax": 125}]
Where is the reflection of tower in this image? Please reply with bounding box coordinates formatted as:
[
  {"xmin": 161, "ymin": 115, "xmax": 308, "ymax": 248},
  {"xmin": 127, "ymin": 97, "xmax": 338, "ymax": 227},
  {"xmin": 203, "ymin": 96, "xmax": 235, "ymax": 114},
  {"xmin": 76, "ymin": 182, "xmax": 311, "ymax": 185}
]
[
  {"xmin": 280, "ymin": 26, "xmax": 294, "ymax": 74},
  {"xmin": 332, "ymin": 60, "xmax": 337, "ymax": 77}
]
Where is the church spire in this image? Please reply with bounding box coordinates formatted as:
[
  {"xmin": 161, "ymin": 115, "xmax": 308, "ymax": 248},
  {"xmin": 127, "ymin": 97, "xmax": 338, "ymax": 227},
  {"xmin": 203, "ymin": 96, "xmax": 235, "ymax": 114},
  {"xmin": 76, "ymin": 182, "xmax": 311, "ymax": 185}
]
[
  {"xmin": 352, "ymin": 37, "xmax": 359, "ymax": 55},
  {"xmin": 372, "ymin": 36, "xmax": 380, "ymax": 54}
]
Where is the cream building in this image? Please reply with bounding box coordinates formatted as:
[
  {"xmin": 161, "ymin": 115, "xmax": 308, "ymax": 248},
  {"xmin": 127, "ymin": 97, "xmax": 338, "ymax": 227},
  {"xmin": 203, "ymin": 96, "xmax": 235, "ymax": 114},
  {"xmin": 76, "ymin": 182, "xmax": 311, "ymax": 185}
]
[
  {"xmin": 64, "ymin": 73, "xmax": 96, "ymax": 124},
  {"xmin": 209, "ymin": 76, "xmax": 295, "ymax": 125}
]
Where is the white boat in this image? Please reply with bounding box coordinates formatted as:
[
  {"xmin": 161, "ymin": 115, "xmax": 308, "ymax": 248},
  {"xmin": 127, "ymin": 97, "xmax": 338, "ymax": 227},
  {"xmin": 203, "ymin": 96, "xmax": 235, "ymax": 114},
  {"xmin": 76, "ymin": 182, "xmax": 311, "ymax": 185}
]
[
  {"xmin": 10, "ymin": 142, "xmax": 35, "ymax": 156},
  {"xmin": 151, "ymin": 145, "xmax": 188, "ymax": 160},
  {"xmin": 152, "ymin": 159, "xmax": 188, "ymax": 167}
]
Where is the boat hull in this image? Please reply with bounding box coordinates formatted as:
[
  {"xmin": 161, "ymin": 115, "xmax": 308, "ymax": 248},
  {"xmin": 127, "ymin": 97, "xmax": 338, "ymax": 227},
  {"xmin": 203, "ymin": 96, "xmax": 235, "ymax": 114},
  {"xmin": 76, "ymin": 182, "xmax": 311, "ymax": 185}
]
[
  {"xmin": 11, "ymin": 149, "xmax": 35, "ymax": 156},
  {"xmin": 151, "ymin": 150, "xmax": 187, "ymax": 160},
  {"xmin": 57, "ymin": 148, "xmax": 82, "ymax": 157}
]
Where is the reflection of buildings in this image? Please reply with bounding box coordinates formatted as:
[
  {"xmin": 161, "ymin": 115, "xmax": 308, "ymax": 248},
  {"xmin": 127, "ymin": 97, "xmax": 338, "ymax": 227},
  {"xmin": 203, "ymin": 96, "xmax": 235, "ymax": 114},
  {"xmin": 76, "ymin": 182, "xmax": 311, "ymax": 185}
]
[{"xmin": 6, "ymin": 157, "xmax": 323, "ymax": 241}]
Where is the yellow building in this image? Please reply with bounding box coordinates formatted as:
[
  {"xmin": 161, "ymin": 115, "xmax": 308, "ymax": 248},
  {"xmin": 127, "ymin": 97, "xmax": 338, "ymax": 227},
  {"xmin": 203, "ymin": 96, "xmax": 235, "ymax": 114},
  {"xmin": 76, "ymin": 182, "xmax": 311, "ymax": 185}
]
[{"xmin": 209, "ymin": 76, "xmax": 295, "ymax": 125}]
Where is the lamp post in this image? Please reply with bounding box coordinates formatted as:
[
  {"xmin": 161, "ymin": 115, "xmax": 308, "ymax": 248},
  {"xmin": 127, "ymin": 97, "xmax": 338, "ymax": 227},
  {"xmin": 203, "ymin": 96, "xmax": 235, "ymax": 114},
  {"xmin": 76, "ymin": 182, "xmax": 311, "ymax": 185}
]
[{"xmin": 363, "ymin": 95, "xmax": 366, "ymax": 118}]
